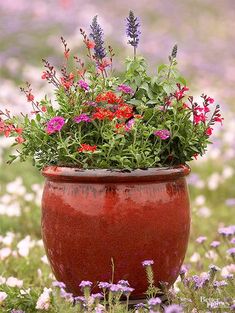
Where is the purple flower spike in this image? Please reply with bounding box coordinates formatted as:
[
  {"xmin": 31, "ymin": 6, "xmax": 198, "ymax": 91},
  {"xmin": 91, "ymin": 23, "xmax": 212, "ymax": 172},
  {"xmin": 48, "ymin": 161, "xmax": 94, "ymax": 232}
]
[
  {"xmin": 126, "ymin": 11, "xmax": 141, "ymax": 49},
  {"xmin": 142, "ymin": 260, "xmax": 154, "ymax": 267},
  {"xmin": 74, "ymin": 114, "xmax": 91, "ymax": 123},
  {"xmin": 117, "ymin": 84, "xmax": 134, "ymax": 95},
  {"xmin": 196, "ymin": 236, "xmax": 207, "ymax": 244},
  {"xmin": 78, "ymin": 80, "xmax": 89, "ymax": 91},
  {"xmin": 46, "ymin": 116, "xmax": 65, "ymax": 134},
  {"xmin": 79, "ymin": 280, "xmax": 93, "ymax": 289},
  {"xmin": 154, "ymin": 129, "xmax": 171, "ymax": 140},
  {"xmin": 164, "ymin": 304, "xmax": 184, "ymax": 313},
  {"xmin": 90, "ymin": 16, "xmax": 106, "ymax": 60},
  {"xmin": 227, "ymin": 247, "xmax": 235, "ymax": 256},
  {"xmin": 210, "ymin": 241, "xmax": 221, "ymax": 248}
]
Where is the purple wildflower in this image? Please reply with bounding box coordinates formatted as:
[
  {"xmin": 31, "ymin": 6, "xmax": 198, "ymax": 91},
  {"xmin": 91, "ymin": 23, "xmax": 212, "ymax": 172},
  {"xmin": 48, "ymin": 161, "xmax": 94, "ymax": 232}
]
[
  {"xmin": 11, "ymin": 311, "xmax": 25, "ymax": 313},
  {"xmin": 74, "ymin": 114, "xmax": 91, "ymax": 123},
  {"xmin": 208, "ymin": 300, "xmax": 226, "ymax": 309},
  {"xmin": 142, "ymin": 260, "xmax": 154, "ymax": 267},
  {"xmin": 227, "ymin": 247, "xmax": 235, "ymax": 256},
  {"xmin": 98, "ymin": 282, "xmax": 110, "ymax": 289},
  {"xmin": 90, "ymin": 16, "xmax": 106, "ymax": 60},
  {"xmin": 74, "ymin": 296, "xmax": 85, "ymax": 303},
  {"xmin": 224, "ymin": 273, "xmax": 233, "ymax": 280},
  {"xmin": 135, "ymin": 303, "xmax": 146, "ymax": 309},
  {"xmin": 46, "ymin": 116, "xmax": 65, "ymax": 134},
  {"xmin": 117, "ymin": 84, "xmax": 134, "ymax": 95},
  {"xmin": 192, "ymin": 274, "xmax": 209, "ymax": 289},
  {"xmin": 218, "ymin": 225, "xmax": 235, "ymax": 237},
  {"xmin": 154, "ymin": 129, "xmax": 171, "ymax": 140},
  {"xmin": 125, "ymin": 118, "xmax": 135, "ymax": 132},
  {"xmin": 91, "ymin": 293, "xmax": 103, "ymax": 299},
  {"xmin": 210, "ymin": 241, "xmax": 221, "ymax": 248},
  {"xmin": 109, "ymin": 284, "xmax": 124, "ymax": 293},
  {"xmin": 225, "ymin": 198, "xmax": 235, "ymax": 206},
  {"xmin": 52, "ymin": 281, "xmax": 66, "ymax": 288},
  {"xmin": 78, "ymin": 80, "xmax": 89, "ymax": 91},
  {"xmin": 117, "ymin": 280, "xmax": 130, "ymax": 286},
  {"xmin": 231, "ymin": 237, "xmax": 235, "ymax": 244},
  {"xmin": 60, "ymin": 288, "xmax": 73, "ymax": 301},
  {"xmin": 164, "ymin": 304, "xmax": 184, "ymax": 313},
  {"xmin": 121, "ymin": 286, "xmax": 134, "ymax": 295},
  {"xmin": 126, "ymin": 11, "xmax": 141, "ymax": 50},
  {"xmin": 148, "ymin": 297, "xmax": 162, "ymax": 307},
  {"xmin": 196, "ymin": 236, "xmax": 207, "ymax": 244},
  {"xmin": 79, "ymin": 280, "xmax": 93, "ymax": 289},
  {"xmin": 213, "ymin": 280, "xmax": 228, "ymax": 288},
  {"xmin": 179, "ymin": 264, "xmax": 188, "ymax": 276},
  {"xmin": 209, "ymin": 264, "xmax": 221, "ymax": 272}
]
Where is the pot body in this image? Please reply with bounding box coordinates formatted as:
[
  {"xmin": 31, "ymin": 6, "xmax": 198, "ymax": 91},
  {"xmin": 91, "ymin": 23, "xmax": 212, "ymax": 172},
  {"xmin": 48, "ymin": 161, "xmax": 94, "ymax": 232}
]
[{"xmin": 41, "ymin": 166, "xmax": 191, "ymax": 298}]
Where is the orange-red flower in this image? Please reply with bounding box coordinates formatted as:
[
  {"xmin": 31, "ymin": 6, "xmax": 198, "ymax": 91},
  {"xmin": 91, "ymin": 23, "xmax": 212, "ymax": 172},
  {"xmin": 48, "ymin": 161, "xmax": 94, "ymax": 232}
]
[{"xmin": 78, "ymin": 144, "xmax": 97, "ymax": 153}]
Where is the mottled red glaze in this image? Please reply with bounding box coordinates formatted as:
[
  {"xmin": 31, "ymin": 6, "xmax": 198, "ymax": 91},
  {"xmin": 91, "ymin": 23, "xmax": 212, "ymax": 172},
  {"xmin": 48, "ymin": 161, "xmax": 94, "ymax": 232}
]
[{"xmin": 41, "ymin": 165, "xmax": 191, "ymax": 298}]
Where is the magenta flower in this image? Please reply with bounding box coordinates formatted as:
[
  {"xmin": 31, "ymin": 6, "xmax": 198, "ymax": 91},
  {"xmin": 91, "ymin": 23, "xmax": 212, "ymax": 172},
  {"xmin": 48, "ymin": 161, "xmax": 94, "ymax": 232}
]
[
  {"xmin": 142, "ymin": 260, "xmax": 154, "ymax": 267},
  {"xmin": 117, "ymin": 84, "xmax": 134, "ymax": 95},
  {"xmin": 46, "ymin": 116, "xmax": 65, "ymax": 134},
  {"xmin": 74, "ymin": 114, "xmax": 91, "ymax": 123},
  {"xmin": 78, "ymin": 80, "xmax": 89, "ymax": 91},
  {"xmin": 125, "ymin": 118, "xmax": 135, "ymax": 131},
  {"xmin": 154, "ymin": 129, "xmax": 171, "ymax": 140}
]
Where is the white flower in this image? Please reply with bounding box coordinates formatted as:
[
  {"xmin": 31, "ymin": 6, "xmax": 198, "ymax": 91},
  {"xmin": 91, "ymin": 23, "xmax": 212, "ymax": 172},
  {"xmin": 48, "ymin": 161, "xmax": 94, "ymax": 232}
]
[
  {"xmin": 36, "ymin": 287, "xmax": 51, "ymax": 310},
  {"xmin": 1, "ymin": 232, "xmax": 15, "ymax": 245},
  {"xmin": 222, "ymin": 166, "xmax": 234, "ymax": 180},
  {"xmin": 205, "ymin": 250, "xmax": 218, "ymax": 261},
  {"xmin": 221, "ymin": 264, "xmax": 235, "ymax": 277},
  {"xmin": 0, "ymin": 247, "xmax": 11, "ymax": 260},
  {"xmin": 6, "ymin": 277, "xmax": 23, "ymax": 288},
  {"xmin": 17, "ymin": 235, "xmax": 35, "ymax": 257},
  {"xmin": 190, "ymin": 252, "xmax": 201, "ymax": 263},
  {"xmin": 207, "ymin": 173, "xmax": 220, "ymax": 190},
  {"xmin": 0, "ymin": 276, "xmax": 6, "ymax": 285},
  {"xmin": 194, "ymin": 195, "xmax": 205, "ymax": 206},
  {"xmin": 0, "ymin": 291, "xmax": 7, "ymax": 304},
  {"xmin": 197, "ymin": 206, "xmax": 211, "ymax": 218},
  {"xmin": 41, "ymin": 255, "xmax": 49, "ymax": 265}
]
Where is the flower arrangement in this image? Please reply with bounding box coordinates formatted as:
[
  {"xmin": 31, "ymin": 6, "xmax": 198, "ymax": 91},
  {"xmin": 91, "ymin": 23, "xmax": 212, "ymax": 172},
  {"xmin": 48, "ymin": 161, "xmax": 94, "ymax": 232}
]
[{"xmin": 0, "ymin": 11, "xmax": 223, "ymax": 170}]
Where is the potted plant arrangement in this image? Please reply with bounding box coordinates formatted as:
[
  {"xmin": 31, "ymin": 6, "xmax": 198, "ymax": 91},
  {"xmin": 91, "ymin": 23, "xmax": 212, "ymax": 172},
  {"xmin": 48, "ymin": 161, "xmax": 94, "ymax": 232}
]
[{"xmin": 0, "ymin": 11, "xmax": 223, "ymax": 299}]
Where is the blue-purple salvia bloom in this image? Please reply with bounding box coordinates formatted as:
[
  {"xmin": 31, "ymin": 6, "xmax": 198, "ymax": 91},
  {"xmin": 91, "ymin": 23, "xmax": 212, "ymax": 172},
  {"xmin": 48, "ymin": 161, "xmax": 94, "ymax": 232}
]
[
  {"xmin": 90, "ymin": 16, "xmax": 106, "ymax": 60},
  {"xmin": 126, "ymin": 11, "xmax": 141, "ymax": 53}
]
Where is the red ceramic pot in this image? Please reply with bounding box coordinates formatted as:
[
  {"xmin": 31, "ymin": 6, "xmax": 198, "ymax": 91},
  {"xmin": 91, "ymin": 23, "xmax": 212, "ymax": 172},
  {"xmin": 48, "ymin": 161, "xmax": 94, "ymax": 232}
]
[{"xmin": 41, "ymin": 165, "xmax": 191, "ymax": 298}]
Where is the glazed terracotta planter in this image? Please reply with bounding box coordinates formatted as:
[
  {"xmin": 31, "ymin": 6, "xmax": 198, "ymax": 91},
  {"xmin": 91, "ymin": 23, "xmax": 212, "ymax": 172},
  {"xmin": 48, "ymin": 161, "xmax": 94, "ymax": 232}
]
[{"xmin": 41, "ymin": 165, "xmax": 191, "ymax": 298}]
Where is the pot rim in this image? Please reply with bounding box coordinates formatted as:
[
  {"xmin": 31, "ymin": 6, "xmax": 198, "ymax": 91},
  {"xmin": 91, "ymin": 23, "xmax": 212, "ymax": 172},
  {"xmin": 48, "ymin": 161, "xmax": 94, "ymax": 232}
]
[{"xmin": 42, "ymin": 165, "xmax": 191, "ymax": 183}]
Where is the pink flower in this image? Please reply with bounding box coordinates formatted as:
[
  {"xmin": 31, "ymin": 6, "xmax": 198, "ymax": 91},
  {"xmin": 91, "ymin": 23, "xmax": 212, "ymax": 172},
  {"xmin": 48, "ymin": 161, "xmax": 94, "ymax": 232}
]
[
  {"xmin": 205, "ymin": 127, "xmax": 213, "ymax": 136},
  {"xmin": 74, "ymin": 114, "xmax": 91, "ymax": 123},
  {"xmin": 154, "ymin": 129, "xmax": 171, "ymax": 140},
  {"xmin": 78, "ymin": 80, "xmax": 89, "ymax": 91},
  {"xmin": 46, "ymin": 117, "xmax": 65, "ymax": 134},
  {"xmin": 117, "ymin": 84, "xmax": 134, "ymax": 95}
]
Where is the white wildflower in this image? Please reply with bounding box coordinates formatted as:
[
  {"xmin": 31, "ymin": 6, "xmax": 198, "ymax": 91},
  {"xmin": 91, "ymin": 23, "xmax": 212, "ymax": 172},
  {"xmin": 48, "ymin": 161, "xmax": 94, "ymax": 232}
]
[
  {"xmin": 0, "ymin": 291, "xmax": 7, "ymax": 304},
  {"xmin": 6, "ymin": 277, "xmax": 23, "ymax": 288},
  {"xmin": 35, "ymin": 287, "xmax": 51, "ymax": 310}
]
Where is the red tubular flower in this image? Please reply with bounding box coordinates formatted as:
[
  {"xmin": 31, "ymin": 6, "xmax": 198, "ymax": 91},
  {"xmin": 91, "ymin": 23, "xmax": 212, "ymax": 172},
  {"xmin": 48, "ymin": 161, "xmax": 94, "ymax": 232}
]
[
  {"xmin": 27, "ymin": 94, "xmax": 34, "ymax": 102},
  {"xmin": 205, "ymin": 127, "xmax": 213, "ymax": 136},
  {"xmin": 15, "ymin": 136, "xmax": 25, "ymax": 144},
  {"xmin": 78, "ymin": 144, "xmax": 97, "ymax": 153},
  {"xmin": 15, "ymin": 128, "xmax": 23, "ymax": 134},
  {"xmin": 85, "ymin": 40, "xmax": 95, "ymax": 49}
]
